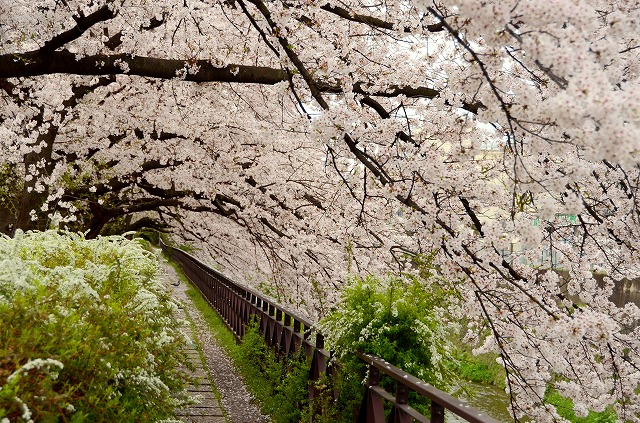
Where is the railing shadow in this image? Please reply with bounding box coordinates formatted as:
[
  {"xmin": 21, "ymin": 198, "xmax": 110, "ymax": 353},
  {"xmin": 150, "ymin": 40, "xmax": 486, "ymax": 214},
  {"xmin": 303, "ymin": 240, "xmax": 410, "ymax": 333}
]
[{"xmin": 161, "ymin": 241, "xmax": 501, "ymax": 423}]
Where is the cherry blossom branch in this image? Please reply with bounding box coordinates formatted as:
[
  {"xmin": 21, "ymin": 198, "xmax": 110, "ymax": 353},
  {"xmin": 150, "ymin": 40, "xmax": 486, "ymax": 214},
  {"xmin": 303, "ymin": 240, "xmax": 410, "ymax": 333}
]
[
  {"xmin": 459, "ymin": 196, "xmax": 484, "ymax": 236},
  {"xmin": 14, "ymin": 76, "xmax": 118, "ymax": 231},
  {"xmin": 125, "ymin": 216, "xmax": 170, "ymax": 233},
  {"xmin": 426, "ymin": 6, "xmax": 518, "ymax": 151},
  {"xmin": 327, "ymin": 146, "xmax": 361, "ymax": 203},
  {"xmin": 473, "ymin": 289, "xmax": 522, "ymax": 421},
  {"xmin": 236, "ymin": 0, "xmax": 281, "ymax": 58},
  {"xmin": 355, "ymin": 83, "xmax": 565, "ymax": 322},
  {"xmin": 343, "ymin": 134, "xmax": 392, "ymax": 184}
]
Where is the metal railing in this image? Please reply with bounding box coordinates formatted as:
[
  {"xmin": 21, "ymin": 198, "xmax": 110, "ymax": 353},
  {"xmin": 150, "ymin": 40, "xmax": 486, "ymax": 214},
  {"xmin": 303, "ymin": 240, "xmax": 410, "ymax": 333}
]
[{"xmin": 161, "ymin": 241, "xmax": 501, "ymax": 423}]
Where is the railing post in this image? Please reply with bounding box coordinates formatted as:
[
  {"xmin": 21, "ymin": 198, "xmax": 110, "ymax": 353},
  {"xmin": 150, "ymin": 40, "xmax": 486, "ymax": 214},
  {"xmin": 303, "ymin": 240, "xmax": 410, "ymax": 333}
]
[
  {"xmin": 265, "ymin": 303, "xmax": 276, "ymax": 347},
  {"xmin": 431, "ymin": 400, "xmax": 445, "ymax": 423},
  {"xmin": 293, "ymin": 319, "xmax": 302, "ymax": 353},
  {"xmin": 259, "ymin": 299, "xmax": 268, "ymax": 336},
  {"xmin": 356, "ymin": 366, "xmax": 384, "ymax": 423},
  {"xmin": 389, "ymin": 383, "xmax": 411, "ymax": 423},
  {"xmin": 303, "ymin": 325, "xmax": 313, "ymax": 357},
  {"xmin": 232, "ymin": 293, "xmax": 240, "ymax": 335},
  {"xmin": 249, "ymin": 293, "xmax": 258, "ymax": 326},
  {"xmin": 281, "ymin": 313, "xmax": 293, "ymax": 355},
  {"xmin": 239, "ymin": 290, "xmax": 249, "ymax": 337},
  {"xmin": 308, "ymin": 333, "xmax": 326, "ymax": 399},
  {"xmin": 222, "ymin": 281, "xmax": 229, "ymax": 323},
  {"xmin": 274, "ymin": 309, "xmax": 283, "ymax": 351}
]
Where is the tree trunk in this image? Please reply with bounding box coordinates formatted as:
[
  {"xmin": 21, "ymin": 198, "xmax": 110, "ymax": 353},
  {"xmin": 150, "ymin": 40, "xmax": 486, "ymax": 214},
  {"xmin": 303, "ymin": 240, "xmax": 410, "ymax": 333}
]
[
  {"xmin": 14, "ymin": 127, "xmax": 57, "ymax": 234},
  {"xmin": 86, "ymin": 201, "xmax": 110, "ymax": 239}
]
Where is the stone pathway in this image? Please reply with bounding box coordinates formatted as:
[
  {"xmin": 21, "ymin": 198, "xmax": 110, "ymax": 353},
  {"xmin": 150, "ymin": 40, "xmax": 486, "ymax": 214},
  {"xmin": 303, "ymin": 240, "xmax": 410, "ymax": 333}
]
[
  {"xmin": 170, "ymin": 275, "xmax": 226, "ymax": 423},
  {"xmin": 162, "ymin": 255, "xmax": 270, "ymax": 423}
]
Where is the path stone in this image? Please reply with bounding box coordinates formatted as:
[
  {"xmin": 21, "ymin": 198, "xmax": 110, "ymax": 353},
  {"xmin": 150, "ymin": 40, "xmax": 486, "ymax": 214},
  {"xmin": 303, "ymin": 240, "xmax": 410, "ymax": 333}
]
[
  {"xmin": 162, "ymin": 255, "xmax": 270, "ymax": 423},
  {"xmin": 168, "ymin": 278, "xmax": 226, "ymax": 423}
]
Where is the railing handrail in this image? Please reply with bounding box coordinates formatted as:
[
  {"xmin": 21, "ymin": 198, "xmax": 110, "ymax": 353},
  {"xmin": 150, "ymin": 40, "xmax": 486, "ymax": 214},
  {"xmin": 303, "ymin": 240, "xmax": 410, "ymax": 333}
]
[
  {"xmin": 160, "ymin": 240, "xmax": 503, "ymax": 423},
  {"xmin": 160, "ymin": 240, "xmax": 316, "ymax": 328},
  {"xmin": 356, "ymin": 351, "xmax": 500, "ymax": 423}
]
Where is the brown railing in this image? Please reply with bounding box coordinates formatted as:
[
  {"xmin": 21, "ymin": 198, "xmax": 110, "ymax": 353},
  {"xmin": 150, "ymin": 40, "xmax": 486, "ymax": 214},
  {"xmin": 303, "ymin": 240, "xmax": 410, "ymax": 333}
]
[{"xmin": 161, "ymin": 241, "xmax": 502, "ymax": 423}]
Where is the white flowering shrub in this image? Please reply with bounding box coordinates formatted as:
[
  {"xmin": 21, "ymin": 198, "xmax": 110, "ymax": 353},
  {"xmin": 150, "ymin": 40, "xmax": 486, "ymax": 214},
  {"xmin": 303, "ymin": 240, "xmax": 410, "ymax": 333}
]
[
  {"xmin": 321, "ymin": 273, "xmax": 457, "ymax": 385},
  {"xmin": 319, "ymin": 268, "xmax": 459, "ymax": 420},
  {"xmin": 0, "ymin": 230, "xmax": 193, "ymax": 422}
]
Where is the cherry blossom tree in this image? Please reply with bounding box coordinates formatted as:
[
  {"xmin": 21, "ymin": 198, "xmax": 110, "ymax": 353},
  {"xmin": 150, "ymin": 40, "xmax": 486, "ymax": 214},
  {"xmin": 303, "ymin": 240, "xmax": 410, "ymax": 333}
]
[{"xmin": 1, "ymin": 1, "xmax": 639, "ymax": 421}]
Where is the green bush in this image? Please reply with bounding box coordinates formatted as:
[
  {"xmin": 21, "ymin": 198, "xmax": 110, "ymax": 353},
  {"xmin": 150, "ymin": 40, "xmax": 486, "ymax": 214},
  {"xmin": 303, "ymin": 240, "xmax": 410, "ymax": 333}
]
[
  {"xmin": 544, "ymin": 387, "xmax": 618, "ymax": 423},
  {"xmin": 136, "ymin": 228, "xmax": 160, "ymax": 246},
  {"xmin": 545, "ymin": 388, "xmax": 617, "ymax": 423},
  {"xmin": 321, "ymin": 273, "xmax": 458, "ymax": 385},
  {"xmin": 319, "ymin": 273, "xmax": 459, "ymax": 420},
  {"xmin": 0, "ymin": 230, "xmax": 194, "ymax": 422},
  {"xmin": 454, "ymin": 350, "xmax": 506, "ymax": 388}
]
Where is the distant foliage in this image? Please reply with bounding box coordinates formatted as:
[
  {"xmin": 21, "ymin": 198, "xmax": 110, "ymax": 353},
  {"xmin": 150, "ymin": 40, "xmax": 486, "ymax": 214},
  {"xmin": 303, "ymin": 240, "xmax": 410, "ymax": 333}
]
[
  {"xmin": 545, "ymin": 388, "xmax": 617, "ymax": 423},
  {"xmin": 0, "ymin": 230, "xmax": 194, "ymax": 422}
]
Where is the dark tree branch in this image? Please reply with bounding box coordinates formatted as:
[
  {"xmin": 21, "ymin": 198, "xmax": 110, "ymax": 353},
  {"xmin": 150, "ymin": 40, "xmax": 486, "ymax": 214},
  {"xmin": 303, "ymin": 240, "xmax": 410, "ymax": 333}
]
[
  {"xmin": 343, "ymin": 133, "xmax": 391, "ymax": 185},
  {"xmin": 317, "ymin": 3, "xmax": 445, "ymax": 33},
  {"xmin": 63, "ymin": 159, "xmax": 177, "ymax": 198},
  {"xmin": 0, "ymin": 50, "xmax": 289, "ymax": 84},
  {"xmin": 246, "ymin": 0, "xmax": 329, "ymax": 109},
  {"xmin": 237, "ymin": 0, "xmax": 281, "ymax": 58},
  {"xmin": 121, "ymin": 216, "xmax": 170, "ymax": 233},
  {"xmin": 360, "ymin": 96, "xmax": 390, "ymax": 118},
  {"xmin": 1, "ymin": 50, "xmax": 482, "ymax": 113},
  {"xmin": 42, "ymin": 3, "xmax": 117, "ymax": 52},
  {"xmin": 259, "ymin": 216, "xmax": 288, "ymax": 238},
  {"xmin": 459, "ymin": 195, "xmax": 484, "ymax": 236},
  {"xmin": 427, "ymin": 6, "xmax": 516, "ymax": 149},
  {"xmin": 319, "ymin": 3, "xmax": 395, "ymax": 30}
]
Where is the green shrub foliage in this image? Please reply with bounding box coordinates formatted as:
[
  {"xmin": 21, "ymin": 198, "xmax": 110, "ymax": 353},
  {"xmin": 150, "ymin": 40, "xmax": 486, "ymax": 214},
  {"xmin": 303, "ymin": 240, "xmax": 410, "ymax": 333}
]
[
  {"xmin": 321, "ymin": 273, "xmax": 457, "ymax": 387},
  {"xmin": 544, "ymin": 388, "xmax": 617, "ymax": 423},
  {"xmin": 319, "ymin": 272, "xmax": 459, "ymax": 419},
  {"xmin": 0, "ymin": 230, "xmax": 193, "ymax": 422}
]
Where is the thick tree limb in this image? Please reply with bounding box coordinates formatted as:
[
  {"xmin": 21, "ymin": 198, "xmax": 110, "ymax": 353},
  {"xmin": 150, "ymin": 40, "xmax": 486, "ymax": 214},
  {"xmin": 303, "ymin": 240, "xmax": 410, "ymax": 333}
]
[
  {"xmin": 317, "ymin": 3, "xmax": 445, "ymax": 33},
  {"xmin": 0, "ymin": 49, "xmax": 477, "ymax": 106},
  {"xmin": 0, "ymin": 50, "xmax": 289, "ymax": 84},
  {"xmin": 121, "ymin": 216, "xmax": 170, "ymax": 234}
]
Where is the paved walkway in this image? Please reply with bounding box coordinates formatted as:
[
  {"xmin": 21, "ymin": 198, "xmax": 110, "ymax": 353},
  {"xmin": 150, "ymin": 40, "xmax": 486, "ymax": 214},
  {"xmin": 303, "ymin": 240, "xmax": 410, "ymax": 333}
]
[
  {"xmin": 170, "ymin": 284, "xmax": 226, "ymax": 423},
  {"xmin": 162, "ymin": 256, "xmax": 270, "ymax": 423}
]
